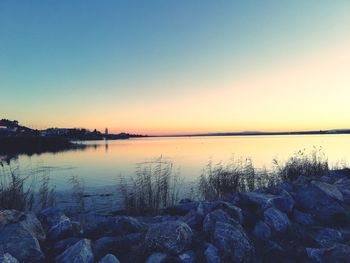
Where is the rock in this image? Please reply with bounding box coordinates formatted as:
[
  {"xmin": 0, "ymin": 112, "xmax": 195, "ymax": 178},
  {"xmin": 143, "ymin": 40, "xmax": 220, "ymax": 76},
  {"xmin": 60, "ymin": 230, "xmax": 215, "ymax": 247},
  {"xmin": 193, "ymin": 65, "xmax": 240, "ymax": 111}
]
[
  {"xmin": 264, "ymin": 208, "xmax": 290, "ymax": 233},
  {"xmin": 98, "ymin": 254, "xmax": 120, "ymax": 263},
  {"xmin": 276, "ymin": 182, "xmax": 294, "ymax": 193},
  {"xmin": 145, "ymin": 252, "xmax": 168, "ymax": 263},
  {"xmin": 111, "ymin": 216, "xmax": 145, "ymax": 235},
  {"xmin": 241, "ymin": 209, "xmax": 258, "ymax": 228},
  {"xmin": 87, "ymin": 216, "xmax": 146, "ymax": 238},
  {"xmin": 292, "ymin": 210, "xmax": 314, "ymax": 226},
  {"xmin": 327, "ymin": 243, "xmax": 350, "ymax": 262},
  {"xmin": 329, "ymin": 168, "xmax": 350, "ymax": 181},
  {"xmin": 0, "ymin": 210, "xmax": 24, "ymax": 228},
  {"xmin": 306, "ymin": 243, "xmax": 350, "ymax": 262},
  {"xmin": 203, "ymin": 209, "xmax": 235, "ymax": 236},
  {"xmin": 262, "ymin": 240, "xmax": 286, "ymax": 261},
  {"xmin": 53, "ymin": 237, "xmax": 81, "ymax": 255},
  {"xmin": 197, "ymin": 201, "xmax": 218, "ymax": 217},
  {"xmin": 311, "ymin": 180, "xmax": 344, "ymax": 202},
  {"xmin": 0, "ymin": 253, "xmax": 19, "ymax": 263},
  {"xmin": 182, "ymin": 210, "xmax": 203, "ymax": 231},
  {"xmin": 39, "ymin": 207, "xmax": 65, "ymax": 228},
  {"xmin": 293, "ymin": 176, "xmax": 312, "ymax": 186},
  {"xmin": 47, "ymin": 215, "xmax": 73, "ymax": 241},
  {"xmin": 295, "ymin": 183, "xmax": 348, "ymax": 226},
  {"xmin": 145, "ymin": 221, "xmax": 193, "ymax": 255},
  {"xmin": 94, "ymin": 233, "xmax": 144, "ymax": 260},
  {"xmin": 56, "ymin": 238, "xmax": 94, "ymax": 263},
  {"xmin": 313, "ymin": 228, "xmax": 343, "ymax": 248},
  {"xmin": 252, "ymin": 221, "xmax": 271, "ymax": 240},
  {"xmin": 39, "ymin": 208, "xmax": 73, "ymax": 241},
  {"xmin": 178, "ymin": 250, "xmax": 196, "ymax": 263},
  {"xmin": 165, "ymin": 202, "xmax": 200, "ymax": 216},
  {"xmin": 319, "ymin": 175, "xmax": 333, "ymax": 184},
  {"xmin": 335, "ymin": 184, "xmax": 350, "ymax": 205},
  {"xmin": 306, "ymin": 247, "xmax": 325, "ymax": 262},
  {"xmin": 210, "ymin": 201, "xmax": 243, "ymax": 223},
  {"xmin": 211, "ymin": 221, "xmax": 254, "ymax": 263},
  {"xmin": 0, "ymin": 211, "xmax": 45, "ymax": 263},
  {"xmin": 238, "ymin": 191, "xmax": 294, "ymax": 213},
  {"xmin": 204, "ymin": 244, "xmax": 221, "ymax": 263},
  {"xmin": 21, "ymin": 212, "xmax": 46, "ymax": 241},
  {"xmin": 179, "ymin": 199, "xmax": 193, "ymax": 204}
]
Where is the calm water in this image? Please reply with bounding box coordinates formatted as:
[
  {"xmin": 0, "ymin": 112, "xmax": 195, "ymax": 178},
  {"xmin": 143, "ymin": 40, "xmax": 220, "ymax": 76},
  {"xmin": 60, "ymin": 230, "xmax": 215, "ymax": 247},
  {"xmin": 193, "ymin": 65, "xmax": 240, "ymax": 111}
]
[{"xmin": 11, "ymin": 135, "xmax": 350, "ymax": 190}]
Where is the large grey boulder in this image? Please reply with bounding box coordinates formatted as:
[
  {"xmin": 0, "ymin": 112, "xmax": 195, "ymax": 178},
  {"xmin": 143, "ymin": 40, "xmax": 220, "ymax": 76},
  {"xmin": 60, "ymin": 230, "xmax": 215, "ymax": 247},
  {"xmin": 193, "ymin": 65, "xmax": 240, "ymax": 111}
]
[
  {"xmin": 0, "ymin": 253, "xmax": 19, "ymax": 263},
  {"xmin": 335, "ymin": 180, "xmax": 350, "ymax": 205},
  {"xmin": 252, "ymin": 221, "xmax": 271, "ymax": 240},
  {"xmin": 21, "ymin": 212, "xmax": 46, "ymax": 241},
  {"xmin": 145, "ymin": 253, "xmax": 168, "ymax": 263},
  {"xmin": 203, "ymin": 209, "xmax": 236, "ymax": 236},
  {"xmin": 295, "ymin": 183, "xmax": 348, "ymax": 226},
  {"xmin": 209, "ymin": 201, "xmax": 243, "ymax": 223},
  {"xmin": 292, "ymin": 210, "xmax": 314, "ymax": 226},
  {"xmin": 87, "ymin": 216, "xmax": 146, "ymax": 238},
  {"xmin": 263, "ymin": 208, "xmax": 290, "ymax": 233},
  {"xmin": 39, "ymin": 208, "xmax": 73, "ymax": 241},
  {"xmin": 145, "ymin": 221, "xmax": 193, "ymax": 255},
  {"xmin": 178, "ymin": 250, "xmax": 196, "ymax": 263},
  {"xmin": 204, "ymin": 244, "xmax": 221, "ymax": 263},
  {"xmin": 55, "ymin": 238, "xmax": 94, "ymax": 263},
  {"xmin": 0, "ymin": 210, "xmax": 45, "ymax": 263},
  {"xmin": 211, "ymin": 221, "xmax": 254, "ymax": 263},
  {"xmin": 313, "ymin": 228, "xmax": 343, "ymax": 248},
  {"xmin": 182, "ymin": 210, "xmax": 203, "ymax": 230},
  {"xmin": 306, "ymin": 243, "xmax": 350, "ymax": 262},
  {"xmin": 311, "ymin": 180, "xmax": 344, "ymax": 202},
  {"xmin": 0, "ymin": 210, "xmax": 23, "ymax": 227},
  {"xmin": 93, "ymin": 233, "xmax": 143, "ymax": 260},
  {"xmin": 98, "ymin": 254, "xmax": 120, "ymax": 263},
  {"xmin": 53, "ymin": 237, "xmax": 81, "ymax": 255},
  {"xmin": 238, "ymin": 191, "xmax": 294, "ymax": 213}
]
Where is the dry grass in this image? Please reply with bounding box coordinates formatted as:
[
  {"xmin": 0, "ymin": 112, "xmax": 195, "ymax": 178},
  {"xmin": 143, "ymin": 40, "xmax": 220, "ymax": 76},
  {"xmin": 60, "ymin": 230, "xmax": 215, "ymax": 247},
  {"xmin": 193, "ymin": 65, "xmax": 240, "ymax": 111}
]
[
  {"xmin": 120, "ymin": 157, "xmax": 182, "ymax": 215},
  {"xmin": 0, "ymin": 161, "xmax": 56, "ymax": 211},
  {"xmin": 39, "ymin": 173, "xmax": 56, "ymax": 209},
  {"xmin": 273, "ymin": 147, "xmax": 329, "ymax": 181},
  {"xmin": 69, "ymin": 175, "xmax": 85, "ymax": 214},
  {"xmin": 198, "ymin": 158, "xmax": 274, "ymax": 200},
  {"xmin": 0, "ymin": 162, "xmax": 34, "ymax": 210}
]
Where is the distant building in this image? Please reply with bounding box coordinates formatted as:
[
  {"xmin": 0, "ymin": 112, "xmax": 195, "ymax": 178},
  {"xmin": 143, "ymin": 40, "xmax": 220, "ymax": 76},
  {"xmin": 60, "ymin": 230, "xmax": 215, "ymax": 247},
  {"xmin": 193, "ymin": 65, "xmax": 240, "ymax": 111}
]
[
  {"xmin": 0, "ymin": 125, "xmax": 17, "ymax": 133},
  {"xmin": 40, "ymin": 128, "xmax": 73, "ymax": 136},
  {"xmin": 105, "ymin": 128, "xmax": 108, "ymax": 135}
]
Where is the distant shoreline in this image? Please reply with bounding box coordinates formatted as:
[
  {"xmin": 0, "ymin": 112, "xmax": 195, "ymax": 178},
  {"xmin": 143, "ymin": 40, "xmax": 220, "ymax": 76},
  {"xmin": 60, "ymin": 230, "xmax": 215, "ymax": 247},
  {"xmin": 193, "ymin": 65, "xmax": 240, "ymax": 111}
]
[{"xmin": 151, "ymin": 129, "xmax": 350, "ymax": 138}]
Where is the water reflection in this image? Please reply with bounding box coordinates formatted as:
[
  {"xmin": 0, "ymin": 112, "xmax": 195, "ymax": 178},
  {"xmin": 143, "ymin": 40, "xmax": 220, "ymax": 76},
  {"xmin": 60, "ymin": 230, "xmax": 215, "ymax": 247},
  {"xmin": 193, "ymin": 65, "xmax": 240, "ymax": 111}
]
[{"xmin": 9, "ymin": 135, "xmax": 350, "ymax": 190}]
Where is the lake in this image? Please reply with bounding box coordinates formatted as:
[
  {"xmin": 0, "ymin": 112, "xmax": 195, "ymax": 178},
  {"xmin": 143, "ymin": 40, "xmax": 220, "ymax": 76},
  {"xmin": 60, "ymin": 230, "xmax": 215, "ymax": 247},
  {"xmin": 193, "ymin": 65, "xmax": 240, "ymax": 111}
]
[{"xmin": 9, "ymin": 134, "xmax": 350, "ymax": 191}]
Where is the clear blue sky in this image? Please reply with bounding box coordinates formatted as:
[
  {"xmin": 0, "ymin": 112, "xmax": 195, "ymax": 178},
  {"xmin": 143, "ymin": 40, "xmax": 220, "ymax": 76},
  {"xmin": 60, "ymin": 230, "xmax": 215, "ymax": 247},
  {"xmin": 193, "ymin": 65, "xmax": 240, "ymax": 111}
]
[{"xmin": 1, "ymin": 1, "xmax": 350, "ymax": 134}]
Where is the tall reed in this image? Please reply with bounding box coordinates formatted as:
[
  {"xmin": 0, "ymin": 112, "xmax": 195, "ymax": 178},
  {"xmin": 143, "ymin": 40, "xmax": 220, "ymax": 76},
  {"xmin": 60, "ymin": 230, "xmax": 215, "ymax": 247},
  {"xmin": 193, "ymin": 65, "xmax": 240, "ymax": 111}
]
[
  {"xmin": 120, "ymin": 157, "xmax": 182, "ymax": 215},
  {"xmin": 273, "ymin": 147, "xmax": 329, "ymax": 181}
]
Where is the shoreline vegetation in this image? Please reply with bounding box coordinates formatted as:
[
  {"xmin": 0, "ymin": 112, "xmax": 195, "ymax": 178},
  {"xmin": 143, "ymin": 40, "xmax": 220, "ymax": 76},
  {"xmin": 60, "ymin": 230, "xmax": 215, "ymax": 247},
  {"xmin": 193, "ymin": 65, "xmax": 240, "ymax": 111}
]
[
  {"xmin": 0, "ymin": 150, "xmax": 350, "ymax": 262},
  {"xmin": 0, "ymin": 148, "xmax": 345, "ymax": 214},
  {"xmin": 0, "ymin": 118, "xmax": 147, "ymax": 159},
  {"xmin": 0, "ymin": 136, "xmax": 88, "ymax": 155}
]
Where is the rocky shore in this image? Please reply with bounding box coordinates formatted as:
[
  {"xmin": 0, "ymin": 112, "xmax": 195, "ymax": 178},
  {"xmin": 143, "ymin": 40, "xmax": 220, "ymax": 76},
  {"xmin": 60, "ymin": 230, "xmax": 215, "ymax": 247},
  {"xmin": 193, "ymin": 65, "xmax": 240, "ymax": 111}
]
[{"xmin": 1, "ymin": 169, "xmax": 350, "ymax": 263}]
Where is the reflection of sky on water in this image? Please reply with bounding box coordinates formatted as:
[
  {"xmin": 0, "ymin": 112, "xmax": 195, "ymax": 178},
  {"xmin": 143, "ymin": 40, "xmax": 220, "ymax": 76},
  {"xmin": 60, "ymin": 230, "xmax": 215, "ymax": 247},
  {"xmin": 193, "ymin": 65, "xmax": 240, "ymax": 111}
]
[{"xmin": 9, "ymin": 135, "xmax": 350, "ymax": 190}]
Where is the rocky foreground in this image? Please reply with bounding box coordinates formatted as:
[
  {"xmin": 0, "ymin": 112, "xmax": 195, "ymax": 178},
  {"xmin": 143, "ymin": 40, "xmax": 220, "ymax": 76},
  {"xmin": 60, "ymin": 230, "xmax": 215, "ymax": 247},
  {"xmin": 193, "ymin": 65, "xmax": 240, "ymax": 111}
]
[{"xmin": 1, "ymin": 169, "xmax": 350, "ymax": 263}]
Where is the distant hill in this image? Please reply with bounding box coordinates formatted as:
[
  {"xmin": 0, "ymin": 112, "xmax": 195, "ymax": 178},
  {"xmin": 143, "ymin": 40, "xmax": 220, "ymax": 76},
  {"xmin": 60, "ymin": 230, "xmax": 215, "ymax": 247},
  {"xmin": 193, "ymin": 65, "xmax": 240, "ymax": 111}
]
[{"xmin": 156, "ymin": 129, "xmax": 350, "ymax": 137}]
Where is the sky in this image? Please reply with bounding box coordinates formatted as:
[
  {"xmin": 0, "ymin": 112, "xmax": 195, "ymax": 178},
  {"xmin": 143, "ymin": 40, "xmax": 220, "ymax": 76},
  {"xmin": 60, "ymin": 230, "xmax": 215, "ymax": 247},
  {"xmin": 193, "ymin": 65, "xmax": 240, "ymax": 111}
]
[{"xmin": 1, "ymin": 0, "xmax": 350, "ymax": 135}]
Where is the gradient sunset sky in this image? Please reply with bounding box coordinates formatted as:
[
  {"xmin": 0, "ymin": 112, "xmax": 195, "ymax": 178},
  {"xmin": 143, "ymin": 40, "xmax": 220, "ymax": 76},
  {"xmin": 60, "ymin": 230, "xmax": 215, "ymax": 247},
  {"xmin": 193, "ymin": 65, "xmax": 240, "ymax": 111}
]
[{"xmin": 1, "ymin": 1, "xmax": 350, "ymax": 135}]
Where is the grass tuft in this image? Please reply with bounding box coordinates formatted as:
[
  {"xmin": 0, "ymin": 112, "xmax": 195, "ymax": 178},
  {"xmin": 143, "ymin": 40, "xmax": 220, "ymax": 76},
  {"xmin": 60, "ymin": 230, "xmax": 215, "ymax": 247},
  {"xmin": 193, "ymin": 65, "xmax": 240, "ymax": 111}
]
[
  {"xmin": 120, "ymin": 157, "xmax": 182, "ymax": 215},
  {"xmin": 273, "ymin": 147, "xmax": 329, "ymax": 181}
]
